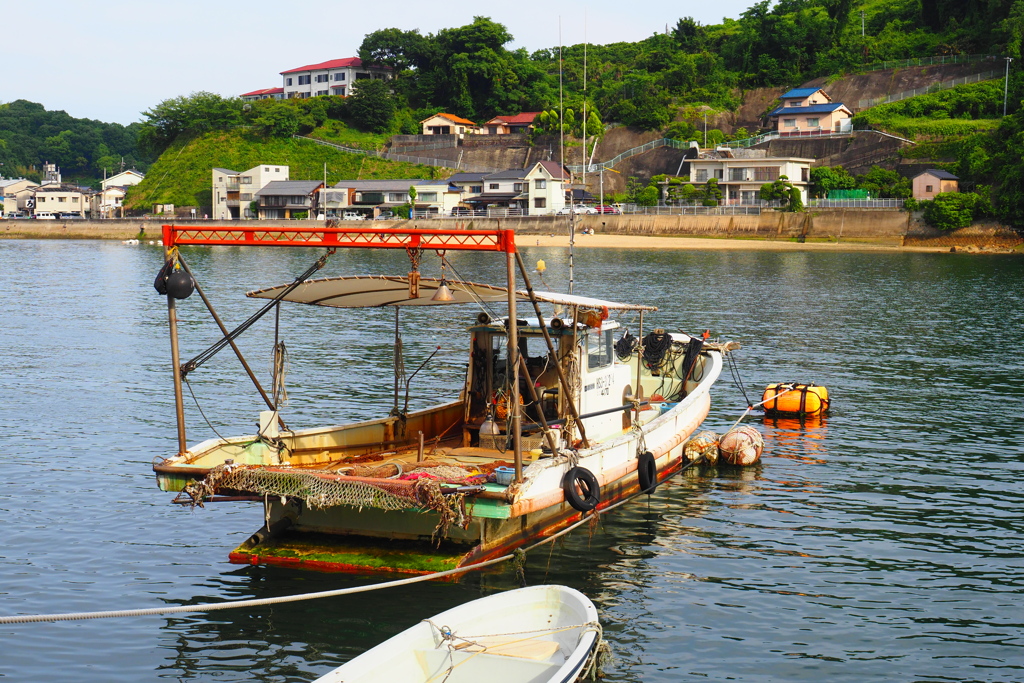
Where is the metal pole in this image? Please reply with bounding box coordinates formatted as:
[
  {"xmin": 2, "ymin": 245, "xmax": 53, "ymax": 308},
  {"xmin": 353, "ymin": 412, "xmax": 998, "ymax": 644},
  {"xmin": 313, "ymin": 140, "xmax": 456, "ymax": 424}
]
[
  {"xmin": 634, "ymin": 311, "xmax": 644, "ymax": 424},
  {"xmin": 1004, "ymin": 57, "xmax": 1013, "ymax": 117},
  {"xmin": 166, "ymin": 279, "xmax": 187, "ymax": 455},
  {"xmin": 505, "ymin": 230, "xmax": 523, "ymax": 482}
]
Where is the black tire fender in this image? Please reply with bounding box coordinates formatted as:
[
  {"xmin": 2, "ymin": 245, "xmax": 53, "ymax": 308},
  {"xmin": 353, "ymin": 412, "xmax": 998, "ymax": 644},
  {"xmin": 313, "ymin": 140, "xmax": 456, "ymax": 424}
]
[
  {"xmin": 562, "ymin": 466, "xmax": 600, "ymax": 512},
  {"xmin": 637, "ymin": 451, "xmax": 658, "ymax": 494}
]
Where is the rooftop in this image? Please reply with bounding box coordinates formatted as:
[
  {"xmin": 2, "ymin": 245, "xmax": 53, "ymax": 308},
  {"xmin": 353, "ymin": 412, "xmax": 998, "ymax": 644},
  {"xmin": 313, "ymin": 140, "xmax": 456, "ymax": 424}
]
[
  {"xmin": 487, "ymin": 112, "xmax": 541, "ymax": 125},
  {"xmin": 781, "ymin": 87, "xmax": 830, "ymax": 100},
  {"xmin": 281, "ymin": 57, "xmax": 389, "ymax": 75},
  {"xmin": 769, "ymin": 103, "xmax": 851, "ymax": 116},
  {"xmin": 255, "ymin": 180, "xmax": 323, "ymax": 196},
  {"xmin": 422, "ymin": 112, "xmax": 477, "ymax": 126},
  {"xmin": 917, "ymin": 169, "xmax": 960, "ymax": 180}
]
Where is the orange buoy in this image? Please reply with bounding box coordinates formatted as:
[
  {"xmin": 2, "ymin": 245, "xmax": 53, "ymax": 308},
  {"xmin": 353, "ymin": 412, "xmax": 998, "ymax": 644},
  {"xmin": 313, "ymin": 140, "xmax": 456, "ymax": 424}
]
[{"xmin": 762, "ymin": 383, "xmax": 830, "ymax": 417}]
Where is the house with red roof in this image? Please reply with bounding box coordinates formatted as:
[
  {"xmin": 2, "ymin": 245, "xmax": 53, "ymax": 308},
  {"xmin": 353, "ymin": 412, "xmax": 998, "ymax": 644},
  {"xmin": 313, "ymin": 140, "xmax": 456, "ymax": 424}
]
[
  {"xmin": 420, "ymin": 113, "xmax": 479, "ymax": 136},
  {"xmin": 279, "ymin": 57, "xmax": 391, "ymax": 99},
  {"xmin": 481, "ymin": 112, "xmax": 542, "ymax": 135},
  {"xmin": 240, "ymin": 87, "xmax": 285, "ymax": 102}
]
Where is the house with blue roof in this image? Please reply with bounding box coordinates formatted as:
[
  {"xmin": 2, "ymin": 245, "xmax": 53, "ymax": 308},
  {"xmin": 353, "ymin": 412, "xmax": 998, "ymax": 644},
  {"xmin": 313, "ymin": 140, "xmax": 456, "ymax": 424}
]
[{"xmin": 768, "ymin": 87, "xmax": 853, "ymax": 135}]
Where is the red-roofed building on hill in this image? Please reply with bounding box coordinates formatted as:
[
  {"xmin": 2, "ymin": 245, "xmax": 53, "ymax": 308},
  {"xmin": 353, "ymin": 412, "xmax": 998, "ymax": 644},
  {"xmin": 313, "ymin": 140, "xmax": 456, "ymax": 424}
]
[
  {"xmin": 420, "ymin": 113, "xmax": 479, "ymax": 136},
  {"xmin": 240, "ymin": 87, "xmax": 285, "ymax": 102},
  {"xmin": 481, "ymin": 112, "xmax": 541, "ymax": 135},
  {"xmin": 279, "ymin": 57, "xmax": 391, "ymax": 99}
]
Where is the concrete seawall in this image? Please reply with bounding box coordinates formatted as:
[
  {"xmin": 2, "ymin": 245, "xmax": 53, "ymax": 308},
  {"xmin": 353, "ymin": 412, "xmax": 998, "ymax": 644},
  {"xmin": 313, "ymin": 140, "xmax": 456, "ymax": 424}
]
[{"xmin": 2, "ymin": 212, "xmax": 1017, "ymax": 247}]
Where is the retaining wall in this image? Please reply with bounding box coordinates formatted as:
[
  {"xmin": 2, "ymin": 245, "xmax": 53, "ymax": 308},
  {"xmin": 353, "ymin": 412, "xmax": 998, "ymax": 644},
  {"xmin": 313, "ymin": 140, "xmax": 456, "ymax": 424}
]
[{"xmin": 3, "ymin": 212, "xmax": 1016, "ymax": 246}]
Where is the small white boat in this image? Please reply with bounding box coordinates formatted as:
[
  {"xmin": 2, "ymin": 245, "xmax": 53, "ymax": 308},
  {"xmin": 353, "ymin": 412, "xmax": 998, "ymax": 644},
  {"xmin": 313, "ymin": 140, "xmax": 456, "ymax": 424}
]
[{"xmin": 313, "ymin": 585, "xmax": 601, "ymax": 683}]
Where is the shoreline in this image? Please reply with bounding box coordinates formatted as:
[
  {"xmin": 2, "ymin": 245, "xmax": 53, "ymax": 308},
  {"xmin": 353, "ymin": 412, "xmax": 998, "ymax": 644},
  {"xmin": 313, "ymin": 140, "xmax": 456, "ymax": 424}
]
[{"xmin": 520, "ymin": 233, "xmax": 946, "ymax": 252}]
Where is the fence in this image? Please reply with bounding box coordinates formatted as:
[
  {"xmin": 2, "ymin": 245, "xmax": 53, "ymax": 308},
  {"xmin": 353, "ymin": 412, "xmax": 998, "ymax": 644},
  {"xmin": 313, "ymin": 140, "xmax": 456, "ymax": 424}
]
[
  {"xmin": 861, "ymin": 54, "xmax": 1000, "ymax": 74},
  {"xmin": 292, "ymin": 135, "xmax": 378, "ymax": 156},
  {"xmin": 293, "ymin": 135, "xmax": 499, "ymax": 172},
  {"xmin": 567, "ymin": 138, "xmax": 689, "ymax": 173},
  {"xmin": 622, "ymin": 205, "xmax": 762, "ymax": 216},
  {"xmin": 857, "ymin": 70, "xmax": 1003, "ymax": 109},
  {"xmin": 807, "ymin": 198, "xmax": 905, "ymax": 209}
]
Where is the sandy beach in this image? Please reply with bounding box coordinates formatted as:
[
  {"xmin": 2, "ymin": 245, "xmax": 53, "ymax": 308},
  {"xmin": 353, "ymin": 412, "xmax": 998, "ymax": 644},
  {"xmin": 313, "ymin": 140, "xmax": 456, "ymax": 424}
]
[{"xmin": 519, "ymin": 233, "xmax": 947, "ymax": 252}]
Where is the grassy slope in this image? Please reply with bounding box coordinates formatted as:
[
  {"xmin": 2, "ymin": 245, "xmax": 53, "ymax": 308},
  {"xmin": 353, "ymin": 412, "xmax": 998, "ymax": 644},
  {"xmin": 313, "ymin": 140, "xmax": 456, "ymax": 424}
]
[{"xmin": 126, "ymin": 130, "xmax": 443, "ymax": 209}]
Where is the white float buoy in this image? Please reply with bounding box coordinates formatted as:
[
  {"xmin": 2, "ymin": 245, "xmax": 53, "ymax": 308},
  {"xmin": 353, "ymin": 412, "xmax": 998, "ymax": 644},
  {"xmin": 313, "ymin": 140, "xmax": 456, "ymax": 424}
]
[
  {"xmin": 684, "ymin": 430, "xmax": 720, "ymax": 464},
  {"xmin": 719, "ymin": 425, "xmax": 764, "ymax": 466}
]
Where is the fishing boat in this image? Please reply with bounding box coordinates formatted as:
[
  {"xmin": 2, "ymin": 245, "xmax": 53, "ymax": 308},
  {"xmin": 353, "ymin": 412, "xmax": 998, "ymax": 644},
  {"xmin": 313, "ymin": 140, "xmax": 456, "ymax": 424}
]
[
  {"xmin": 152, "ymin": 224, "xmax": 731, "ymax": 573},
  {"xmin": 312, "ymin": 585, "xmax": 602, "ymax": 683}
]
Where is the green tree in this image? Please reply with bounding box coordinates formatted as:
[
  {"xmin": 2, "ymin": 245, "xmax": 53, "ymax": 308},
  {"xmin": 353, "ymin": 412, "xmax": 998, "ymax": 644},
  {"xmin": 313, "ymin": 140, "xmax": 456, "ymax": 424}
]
[
  {"xmin": 347, "ymin": 79, "xmax": 396, "ymax": 133},
  {"xmin": 407, "ymin": 184, "xmax": 418, "ymax": 216},
  {"xmin": 138, "ymin": 92, "xmax": 243, "ymax": 156},
  {"xmin": 809, "ymin": 165, "xmax": 857, "ymax": 198},
  {"xmin": 856, "ymin": 165, "xmax": 911, "ymax": 198},
  {"xmin": 760, "ymin": 174, "xmax": 802, "ymax": 211},
  {"xmin": 253, "ymin": 106, "xmax": 301, "ymax": 138},
  {"xmin": 922, "ymin": 192, "xmax": 979, "ymax": 229},
  {"xmin": 701, "ymin": 177, "xmax": 723, "ymax": 206}
]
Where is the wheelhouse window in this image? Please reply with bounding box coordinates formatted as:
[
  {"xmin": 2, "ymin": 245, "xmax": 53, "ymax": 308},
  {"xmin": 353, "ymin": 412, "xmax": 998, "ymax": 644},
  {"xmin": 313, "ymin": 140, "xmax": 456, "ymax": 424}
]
[{"xmin": 587, "ymin": 329, "xmax": 613, "ymax": 371}]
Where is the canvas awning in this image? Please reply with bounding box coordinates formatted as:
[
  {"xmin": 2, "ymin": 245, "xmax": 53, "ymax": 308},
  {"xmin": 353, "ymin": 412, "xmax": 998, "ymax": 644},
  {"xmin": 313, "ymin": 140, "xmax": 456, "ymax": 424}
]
[{"xmin": 247, "ymin": 276, "xmax": 656, "ymax": 311}]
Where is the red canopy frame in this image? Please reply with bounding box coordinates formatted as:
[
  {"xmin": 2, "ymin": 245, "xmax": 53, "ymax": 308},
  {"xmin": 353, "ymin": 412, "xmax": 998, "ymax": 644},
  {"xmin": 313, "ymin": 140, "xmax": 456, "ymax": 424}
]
[{"xmin": 161, "ymin": 224, "xmax": 517, "ymax": 253}]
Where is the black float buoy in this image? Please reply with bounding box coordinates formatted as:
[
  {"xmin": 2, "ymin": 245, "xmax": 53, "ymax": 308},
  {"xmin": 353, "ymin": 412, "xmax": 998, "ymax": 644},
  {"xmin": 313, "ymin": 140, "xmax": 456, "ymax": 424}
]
[{"xmin": 165, "ymin": 268, "xmax": 195, "ymax": 299}]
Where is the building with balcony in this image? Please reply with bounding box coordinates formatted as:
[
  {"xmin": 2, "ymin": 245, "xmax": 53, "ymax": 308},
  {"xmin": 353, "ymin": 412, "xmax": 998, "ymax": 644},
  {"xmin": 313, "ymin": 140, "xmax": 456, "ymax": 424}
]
[
  {"xmin": 462, "ymin": 161, "xmax": 568, "ymax": 215},
  {"xmin": 255, "ymin": 180, "xmax": 324, "ymax": 219},
  {"xmin": 768, "ymin": 88, "xmax": 852, "ymax": 134},
  {"xmin": 280, "ymin": 57, "xmax": 391, "ymax": 99},
  {"xmin": 1, "ymin": 178, "xmax": 39, "ymax": 217},
  {"xmin": 212, "ymin": 165, "xmax": 289, "ymax": 220},
  {"xmin": 30, "ymin": 183, "xmax": 90, "ymax": 217},
  {"xmin": 688, "ymin": 156, "xmax": 814, "ymax": 205},
  {"xmin": 326, "ymin": 179, "xmax": 463, "ymax": 217}
]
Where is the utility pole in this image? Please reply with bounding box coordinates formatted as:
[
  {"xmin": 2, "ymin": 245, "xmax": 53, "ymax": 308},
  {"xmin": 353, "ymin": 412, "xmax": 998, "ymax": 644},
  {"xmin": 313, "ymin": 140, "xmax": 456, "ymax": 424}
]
[
  {"xmin": 861, "ymin": 10, "xmax": 865, "ymax": 37},
  {"xmin": 703, "ymin": 111, "xmax": 708, "ymax": 149},
  {"xmin": 1004, "ymin": 57, "xmax": 1014, "ymax": 117}
]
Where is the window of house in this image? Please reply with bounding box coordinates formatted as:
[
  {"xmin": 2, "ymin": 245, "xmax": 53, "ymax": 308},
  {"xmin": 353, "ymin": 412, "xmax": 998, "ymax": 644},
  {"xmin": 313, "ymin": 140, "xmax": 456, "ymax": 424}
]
[
  {"xmin": 218, "ymin": 177, "xmax": 223, "ymax": 183},
  {"xmin": 316, "ymin": 74, "xmax": 328, "ymax": 83},
  {"xmin": 513, "ymin": 183, "xmax": 524, "ymax": 192},
  {"xmin": 334, "ymin": 73, "xmax": 345, "ymax": 81},
  {"xmin": 926, "ymin": 185, "xmax": 933, "ymax": 193},
  {"xmin": 241, "ymin": 193, "xmax": 252, "ymax": 201},
  {"xmin": 469, "ymin": 185, "xmax": 482, "ymax": 193},
  {"xmin": 355, "ymin": 72, "xmax": 370, "ymax": 80},
  {"xmin": 729, "ymin": 168, "xmax": 748, "ymax": 181},
  {"xmin": 275, "ymin": 168, "xmax": 280, "ymax": 172},
  {"xmin": 535, "ymin": 179, "xmax": 546, "ymax": 189},
  {"xmin": 783, "ymin": 118, "xmax": 797, "ymax": 128},
  {"xmin": 801, "ymin": 168, "xmax": 809, "ymax": 182},
  {"xmin": 534, "ymin": 197, "xmax": 546, "ymax": 208},
  {"xmin": 754, "ymin": 167, "xmax": 779, "ymax": 182},
  {"xmin": 58, "ymin": 197, "xmax": 66, "ymax": 202},
  {"xmin": 695, "ymin": 170, "xmax": 708, "ymax": 182},
  {"xmin": 286, "ymin": 78, "xmax": 293, "ymax": 86},
  {"xmin": 336, "ymin": 87, "xmax": 346, "ymax": 96},
  {"xmin": 714, "ymin": 169, "xmax": 724, "ymax": 180},
  {"xmin": 807, "ymin": 118, "xmax": 820, "ymax": 128},
  {"xmin": 316, "ymin": 90, "xmax": 328, "ymax": 96},
  {"xmin": 489, "ymin": 183, "xmax": 499, "ymax": 190},
  {"xmin": 419, "ymin": 192, "xmax": 438, "ymax": 202},
  {"xmin": 788, "ymin": 101, "xmax": 801, "ymax": 107},
  {"xmin": 298, "ymin": 75, "xmax": 311, "ymax": 85},
  {"xmin": 241, "ymin": 176, "xmax": 252, "ymax": 184}
]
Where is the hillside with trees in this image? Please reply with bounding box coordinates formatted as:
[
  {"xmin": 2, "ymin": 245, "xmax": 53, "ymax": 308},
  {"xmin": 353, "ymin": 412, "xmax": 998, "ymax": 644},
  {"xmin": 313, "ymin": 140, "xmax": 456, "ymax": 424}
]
[{"xmin": 0, "ymin": 100, "xmax": 148, "ymax": 187}]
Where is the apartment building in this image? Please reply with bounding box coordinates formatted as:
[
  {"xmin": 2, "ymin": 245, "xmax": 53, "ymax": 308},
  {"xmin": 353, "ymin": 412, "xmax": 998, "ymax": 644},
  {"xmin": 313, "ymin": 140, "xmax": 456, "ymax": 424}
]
[
  {"xmin": 280, "ymin": 57, "xmax": 391, "ymax": 99},
  {"xmin": 211, "ymin": 165, "xmax": 289, "ymax": 220},
  {"xmin": 688, "ymin": 156, "xmax": 814, "ymax": 205}
]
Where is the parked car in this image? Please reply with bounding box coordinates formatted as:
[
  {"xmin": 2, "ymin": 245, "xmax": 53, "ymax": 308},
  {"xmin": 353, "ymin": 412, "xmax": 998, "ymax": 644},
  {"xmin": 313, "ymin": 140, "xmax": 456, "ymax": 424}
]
[
  {"xmin": 555, "ymin": 205, "xmax": 597, "ymax": 215},
  {"xmin": 451, "ymin": 206, "xmax": 472, "ymax": 216},
  {"xmin": 342, "ymin": 212, "xmax": 367, "ymax": 221},
  {"xmin": 375, "ymin": 212, "xmax": 396, "ymax": 221},
  {"xmin": 59, "ymin": 213, "xmax": 85, "ymax": 220},
  {"xmin": 33, "ymin": 212, "xmax": 56, "ymax": 220},
  {"xmin": 594, "ymin": 205, "xmax": 621, "ymax": 214},
  {"xmin": 3, "ymin": 212, "xmax": 29, "ymax": 219}
]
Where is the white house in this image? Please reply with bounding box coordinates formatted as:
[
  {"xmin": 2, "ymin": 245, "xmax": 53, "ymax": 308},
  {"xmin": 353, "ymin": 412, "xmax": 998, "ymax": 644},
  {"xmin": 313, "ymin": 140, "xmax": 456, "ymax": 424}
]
[
  {"xmin": 281, "ymin": 57, "xmax": 391, "ymax": 99},
  {"xmin": 1, "ymin": 178, "xmax": 39, "ymax": 217},
  {"xmin": 102, "ymin": 170, "xmax": 144, "ymax": 190},
  {"xmin": 91, "ymin": 186, "xmax": 126, "ymax": 218},
  {"xmin": 327, "ymin": 179, "xmax": 463, "ymax": 217},
  {"xmin": 462, "ymin": 161, "xmax": 568, "ymax": 215},
  {"xmin": 688, "ymin": 156, "xmax": 814, "ymax": 205},
  {"xmin": 30, "ymin": 183, "xmax": 90, "ymax": 217},
  {"xmin": 212, "ymin": 165, "xmax": 290, "ymax": 220},
  {"xmin": 240, "ymin": 87, "xmax": 285, "ymax": 102}
]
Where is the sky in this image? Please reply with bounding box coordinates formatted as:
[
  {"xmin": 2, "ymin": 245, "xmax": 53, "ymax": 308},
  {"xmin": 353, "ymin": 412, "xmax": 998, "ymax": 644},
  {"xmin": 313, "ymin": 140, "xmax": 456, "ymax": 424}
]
[{"xmin": 1, "ymin": 0, "xmax": 754, "ymax": 126}]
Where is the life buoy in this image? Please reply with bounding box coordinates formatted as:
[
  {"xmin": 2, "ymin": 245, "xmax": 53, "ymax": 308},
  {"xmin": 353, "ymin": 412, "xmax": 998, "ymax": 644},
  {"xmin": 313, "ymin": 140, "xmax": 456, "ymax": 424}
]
[
  {"xmin": 637, "ymin": 451, "xmax": 658, "ymax": 493},
  {"xmin": 562, "ymin": 467, "xmax": 600, "ymax": 512}
]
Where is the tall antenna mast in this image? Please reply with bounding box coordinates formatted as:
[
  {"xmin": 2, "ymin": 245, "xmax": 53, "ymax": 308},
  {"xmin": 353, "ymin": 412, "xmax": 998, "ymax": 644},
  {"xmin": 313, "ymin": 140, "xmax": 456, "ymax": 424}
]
[{"xmin": 559, "ymin": 16, "xmax": 574, "ymax": 294}]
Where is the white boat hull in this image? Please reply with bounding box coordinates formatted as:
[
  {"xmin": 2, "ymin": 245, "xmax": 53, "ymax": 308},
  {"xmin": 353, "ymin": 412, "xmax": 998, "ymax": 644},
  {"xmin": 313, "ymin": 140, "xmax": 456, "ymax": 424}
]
[{"xmin": 313, "ymin": 585, "xmax": 600, "ymax": 683}]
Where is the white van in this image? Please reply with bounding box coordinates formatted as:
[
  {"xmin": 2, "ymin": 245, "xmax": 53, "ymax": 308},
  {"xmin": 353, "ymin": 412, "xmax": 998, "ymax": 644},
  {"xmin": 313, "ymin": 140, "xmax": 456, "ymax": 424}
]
[{"xmin": 34, "ymin": 212, "xmax": 56, "ymax": 220}]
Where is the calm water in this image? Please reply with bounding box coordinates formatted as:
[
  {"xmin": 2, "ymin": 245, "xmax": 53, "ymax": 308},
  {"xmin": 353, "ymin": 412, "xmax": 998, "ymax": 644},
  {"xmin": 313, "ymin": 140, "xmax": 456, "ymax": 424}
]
[{"xmin": 1, "ymin": 239, "xmax": 1023, "ymax": 682}]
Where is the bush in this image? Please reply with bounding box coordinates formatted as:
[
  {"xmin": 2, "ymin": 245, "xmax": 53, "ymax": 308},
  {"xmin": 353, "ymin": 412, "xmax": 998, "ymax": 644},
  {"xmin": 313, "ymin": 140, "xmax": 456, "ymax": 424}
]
[{"xmin": 922, "ymin": 192, "xmax": 978, "ymax": 230}]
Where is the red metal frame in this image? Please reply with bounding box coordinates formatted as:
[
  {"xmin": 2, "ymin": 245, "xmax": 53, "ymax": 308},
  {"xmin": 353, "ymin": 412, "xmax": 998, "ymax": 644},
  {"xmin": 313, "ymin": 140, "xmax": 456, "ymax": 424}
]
[{"xmin": 162, "ymin": 224, "xmax": 517, "ymax": 253}]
